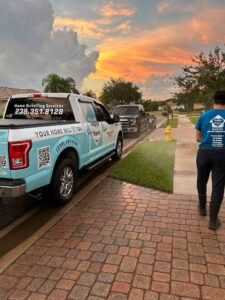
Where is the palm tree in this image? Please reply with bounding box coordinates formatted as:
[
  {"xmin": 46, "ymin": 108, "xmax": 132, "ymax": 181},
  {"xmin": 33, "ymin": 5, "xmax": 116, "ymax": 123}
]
[
  {"xmin": 83, "ymin": 89, "xmax": 97, "ymax": 98},
  {"xmin": 42, "ymin": 73, "xmax": 62, "ymax": 92},
  {"xmin": 42, "ymin": 73, "xmax": 79, "ymax": 94},
  {"xmin": 64, "ymin": 77, "xmax": 80, "ymax": 94}
]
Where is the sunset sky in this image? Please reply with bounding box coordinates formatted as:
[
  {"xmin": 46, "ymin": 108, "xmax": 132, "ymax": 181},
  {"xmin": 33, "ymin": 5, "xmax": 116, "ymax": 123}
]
[{"xmin": 0, "ymin": 0, "xmax": 225, "ymax": 100}]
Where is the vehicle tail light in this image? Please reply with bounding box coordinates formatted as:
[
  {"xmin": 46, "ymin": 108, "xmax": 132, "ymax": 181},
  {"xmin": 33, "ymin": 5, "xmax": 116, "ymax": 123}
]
[
  {"xmin": 9, "ymin": 140, "xmax": 32, "ymax": 169},
  {"xmin": 33, "ymin": 93, "xmax": 42, "ymax": 98}
]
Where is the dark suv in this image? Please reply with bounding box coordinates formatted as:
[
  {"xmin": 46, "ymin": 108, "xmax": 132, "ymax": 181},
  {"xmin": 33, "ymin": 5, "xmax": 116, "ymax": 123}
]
[{"xmin": 112, "ymin": 104, "xmax": 148, "ymax": 137}]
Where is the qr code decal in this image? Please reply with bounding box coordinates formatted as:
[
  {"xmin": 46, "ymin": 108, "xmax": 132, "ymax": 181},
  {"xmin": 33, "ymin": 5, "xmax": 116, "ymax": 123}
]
[
  {"xmin": 38, "ymin": 146, "xmax": 51, "ymax": 169},
  {"xmin": 0, "ymin": 155, "xmax": 7, "ymax": 168}
]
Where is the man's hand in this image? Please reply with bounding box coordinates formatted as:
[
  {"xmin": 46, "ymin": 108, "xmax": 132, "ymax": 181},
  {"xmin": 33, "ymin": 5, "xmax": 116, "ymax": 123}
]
[{"xmin": 196, "ymin": 130, "xmax": 201, "ymax": 142}]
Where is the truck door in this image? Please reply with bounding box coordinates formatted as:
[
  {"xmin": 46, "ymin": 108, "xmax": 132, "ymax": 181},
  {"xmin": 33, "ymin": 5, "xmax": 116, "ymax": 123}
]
[
  {"xmin": 79, "ymin": 101, "xmax": 103, "ymax": 162},
  {"xmin": 92, "ymin": 102, "xmax": 116, "ymax": 154}
]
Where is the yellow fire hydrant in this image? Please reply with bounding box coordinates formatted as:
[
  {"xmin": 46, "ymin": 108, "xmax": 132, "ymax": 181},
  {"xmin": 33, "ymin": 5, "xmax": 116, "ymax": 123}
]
[{"xmin": 165, "ymin": 125, "xmax": 173, "ymax": 141}]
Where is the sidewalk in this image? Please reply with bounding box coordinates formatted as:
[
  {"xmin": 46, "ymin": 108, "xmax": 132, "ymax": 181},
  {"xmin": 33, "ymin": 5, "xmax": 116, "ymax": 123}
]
[
  {"xmin": 173, "ymin": 114, "xmax": 206, "ymax": 195},
  {"xmin": 0, "ymin": 116, "xmax": 225, "ymax": 299}
]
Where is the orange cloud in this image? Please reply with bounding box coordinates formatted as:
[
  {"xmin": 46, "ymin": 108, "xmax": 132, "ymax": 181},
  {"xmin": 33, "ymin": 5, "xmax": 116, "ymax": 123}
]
[
  {"xmin": 116, "ymin": 21, "xmax": 131, "ymax": 32},
  {"xmin": 100, "ymin": 1, "xmax": 137, "ymax": 17},
  {"xmin": 92, "ymin": 47, "xmax": 193, "ymax": 83},
  {"xmin": 158, "ymin": 0, "xmax": 174, "ymax": 13},
  {"xmin": 54, "ymin": 17, "xmax": 102, "ymax": 39},
  {"xmin": 65, "ymin": 2, "xmax": 225, "ymax": 99},
  {"xmin": 54, "ymin": 16, "xmax": 131, "ymax": 39},
  {"xmin": 190, "ymin": 7, "xmax": 225, "ymax": 43},
  {"xmin": 158, "ymin": 0, "xmax": 197, "ymax": 14},
  {"xmin": 89, "ymin": 5, "xmax": 225, "ymax": 84},
  {"xmin": 89, "ymin": 25, "xmax": 194, "ymax": 83}
]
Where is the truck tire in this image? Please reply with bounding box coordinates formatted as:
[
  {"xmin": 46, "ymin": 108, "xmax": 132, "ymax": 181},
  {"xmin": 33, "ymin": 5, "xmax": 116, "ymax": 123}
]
[
  {"xmin": 49, "ymin": 158, "xmax": 77, "ymax": 205},
  {"xmin": 113, "ymin": 135, "xmax": 123, "ymax": 160}
]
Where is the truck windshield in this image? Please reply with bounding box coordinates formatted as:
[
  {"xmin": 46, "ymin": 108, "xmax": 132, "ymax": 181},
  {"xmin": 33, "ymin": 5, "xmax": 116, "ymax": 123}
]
[
  {"xmin": 112, "ymin": 106, "xmax": 139, "ymax": 115},
  {"xmin": 5, "ymin": 97, "xmax": 74, "ymax": 121}
]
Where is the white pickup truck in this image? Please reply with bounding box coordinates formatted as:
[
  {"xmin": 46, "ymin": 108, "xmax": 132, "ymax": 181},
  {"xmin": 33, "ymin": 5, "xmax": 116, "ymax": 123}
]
[{"xmin": 0, "ymin": 93, "xmax": 123, "ymax": 205}]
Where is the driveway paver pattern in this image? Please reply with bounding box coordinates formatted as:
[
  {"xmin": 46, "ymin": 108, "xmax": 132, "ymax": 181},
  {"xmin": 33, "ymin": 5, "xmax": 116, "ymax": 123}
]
[{"xmin": 0, "ymin": 178, "xmax": 225, "ymax": 299}]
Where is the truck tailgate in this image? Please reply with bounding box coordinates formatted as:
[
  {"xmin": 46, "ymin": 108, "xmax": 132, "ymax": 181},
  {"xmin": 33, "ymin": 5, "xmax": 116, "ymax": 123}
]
[{"xmin": 0, "ymin": 129, "xmax": 11, "ymax": 178}]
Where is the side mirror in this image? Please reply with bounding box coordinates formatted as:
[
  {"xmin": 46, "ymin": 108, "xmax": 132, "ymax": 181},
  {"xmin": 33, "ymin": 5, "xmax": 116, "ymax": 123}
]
[
  {"xmin": 140, "ymin": 110, "xmax": 145, "ymax": 116},
  {"xmin": 113, "ymin": 115, "xmax": 120, "ymax": 123}
]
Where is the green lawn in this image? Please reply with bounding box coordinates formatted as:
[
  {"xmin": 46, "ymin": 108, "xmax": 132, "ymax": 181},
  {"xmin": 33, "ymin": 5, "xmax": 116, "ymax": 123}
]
[
  {"xmin": 110, "ymin": 141, "xmax": 176, "ymax": 193},
  {"xmin": 184, "ymin": 111, "xmax": 202, "ymax": 115},
  {"xmin": 186, "ymin": 112, "xmax": 200, "ymax": 125},
  {"xmin": 189, "ymin": 116, "xmax": 199, "ymax": 125},
  {"xmin": 160, "ymin": 117, "xmax": 178, "ymax": 128}
]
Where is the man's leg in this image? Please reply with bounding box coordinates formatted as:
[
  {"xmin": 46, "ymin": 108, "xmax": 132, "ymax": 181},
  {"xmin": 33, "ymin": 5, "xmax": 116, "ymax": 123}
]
[
  {"xmin": 196, "ymin": 149, "xmax": 212, "ymax": 215},
  {"xmin": 209, "ymin": 150, "xmax": 225, "ymax": 230}
]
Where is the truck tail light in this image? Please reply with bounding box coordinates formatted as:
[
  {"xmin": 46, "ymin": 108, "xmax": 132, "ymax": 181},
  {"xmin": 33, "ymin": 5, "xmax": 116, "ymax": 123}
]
[
  {"xmin": 9, "ymin": 140, "xmax": 32, "ymax": 169},
  {"xmin": 33, "ymin": 93, "xmax": 47, "ymax": 98},
  {"xmin": 33, "ymin": 93, "xmax": 42, "ymax": 97}
]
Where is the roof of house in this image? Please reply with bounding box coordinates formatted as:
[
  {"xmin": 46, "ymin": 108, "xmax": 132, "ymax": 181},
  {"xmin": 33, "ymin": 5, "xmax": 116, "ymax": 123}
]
[{"xmin": 0, "ymin": 86, "xmax": 39, "ymax": 101}]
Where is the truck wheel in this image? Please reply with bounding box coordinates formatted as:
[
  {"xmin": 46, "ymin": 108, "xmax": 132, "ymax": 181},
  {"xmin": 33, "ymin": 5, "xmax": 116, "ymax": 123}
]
[
  {"xmin": 113, "ymin": 135, "xmax": 123, "ymax": 160},
  {"xmin": 50, "ymin": 158, "xmax": 77, "ymax": 205}
]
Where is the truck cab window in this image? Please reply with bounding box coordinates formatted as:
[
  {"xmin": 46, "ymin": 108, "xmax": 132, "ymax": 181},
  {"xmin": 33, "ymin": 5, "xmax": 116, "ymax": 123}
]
[
  {"xmin": 79, "ymin": 102, "xmax": 97, "ymax": 122},
  {"xmin": 93, "ymin": 103, "xmax": 110, "ymax": 122},
  {"xmin": 112, "ymin": 106, "xmax": 139, "ymax": 115},
  {"xmin": 5, "ymin": 97, "xmax": 75, "ymax": 121}
]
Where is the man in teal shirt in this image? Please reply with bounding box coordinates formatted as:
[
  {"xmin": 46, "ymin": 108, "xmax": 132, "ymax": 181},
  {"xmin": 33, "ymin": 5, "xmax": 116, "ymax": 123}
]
[{"xmin": 196, "ymin": 91, "xmax": 225, "ymax": 230}]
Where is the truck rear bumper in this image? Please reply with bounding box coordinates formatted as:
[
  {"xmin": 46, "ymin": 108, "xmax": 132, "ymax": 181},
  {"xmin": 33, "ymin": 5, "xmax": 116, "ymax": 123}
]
[{"xmin": 0, "ymin": 179, "xmax": 26, "ymax": 198}]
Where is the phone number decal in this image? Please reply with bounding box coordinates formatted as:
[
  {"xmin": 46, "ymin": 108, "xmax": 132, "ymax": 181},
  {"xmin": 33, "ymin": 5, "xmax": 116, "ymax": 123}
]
[{"xmin": 15, "ymin": 108, "xmax": 64, "ymax": 115}]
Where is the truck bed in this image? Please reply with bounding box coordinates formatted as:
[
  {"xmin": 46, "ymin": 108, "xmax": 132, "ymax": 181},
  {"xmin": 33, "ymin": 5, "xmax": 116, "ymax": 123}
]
[{"xmin": 0, "ymin": 119, "xmax": 76, "ymax": 129}]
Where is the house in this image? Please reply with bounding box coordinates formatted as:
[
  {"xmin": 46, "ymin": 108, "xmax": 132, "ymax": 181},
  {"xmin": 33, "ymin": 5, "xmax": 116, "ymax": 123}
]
[
  {"xmin": 158, "ymin": 99, "xmax": 179, "ymax": 112},
  {"xmin": 165, "ymin": 98, "xmax": 205, "ymax": 111},
  {"xmin": 0, "ymin": 87, "xmax": 39, "ymax": 115}
]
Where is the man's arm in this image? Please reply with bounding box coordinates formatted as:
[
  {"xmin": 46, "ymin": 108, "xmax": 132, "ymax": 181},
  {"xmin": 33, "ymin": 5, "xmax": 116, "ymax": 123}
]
[{"xmin": 196, "ymin": 130, "xmax": 201, "ymax": 142}]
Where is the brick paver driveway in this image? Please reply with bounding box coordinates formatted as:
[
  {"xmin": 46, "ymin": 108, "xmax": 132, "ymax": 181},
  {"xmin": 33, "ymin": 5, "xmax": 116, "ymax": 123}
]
[{"xmin": 1, "ymin": 178, "xmax": 225, "ymax": 299}]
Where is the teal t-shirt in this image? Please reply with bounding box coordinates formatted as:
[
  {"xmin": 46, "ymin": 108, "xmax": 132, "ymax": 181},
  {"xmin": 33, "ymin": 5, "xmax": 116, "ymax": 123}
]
[{"xmin": 195, "ymin": 109, "xmax": 225, "ymax": 148}]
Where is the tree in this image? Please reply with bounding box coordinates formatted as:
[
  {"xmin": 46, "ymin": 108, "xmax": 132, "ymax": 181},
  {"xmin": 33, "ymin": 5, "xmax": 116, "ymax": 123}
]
[
  {"xmin": 42, "ymin": 73, "xmax": 79, "ymax": 94},
  {"xmin": 142, "ymin": 100, "xmax": 159, "ymax": 112},
  {"xmin": 83, "ymin": 89, "xmax": 97, "ymax": 98},
  {"xmin": 64, "ymin": 77, "xmax": 80, "ymax": 94},
  {"xmin": 174, "ymin": 46, "xmax": 225, "ymax": 110},
  {"xmin": 99, "ymin": 78, "xmax": 142, "ymax": 109}
]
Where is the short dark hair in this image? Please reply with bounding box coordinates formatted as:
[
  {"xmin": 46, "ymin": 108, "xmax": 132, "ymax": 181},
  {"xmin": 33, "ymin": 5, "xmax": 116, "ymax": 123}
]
[{"xmin": 214, "ymin": 90, "xmax": 225, "ymax": 105}]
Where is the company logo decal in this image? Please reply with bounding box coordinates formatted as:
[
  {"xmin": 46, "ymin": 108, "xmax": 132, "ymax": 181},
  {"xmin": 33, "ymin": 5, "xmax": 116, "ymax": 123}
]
[
  {"xmin": 90, "ymin": 122, "xmax": 101, "ymax": 145},
  {"xmin": 210, "ymin": 115, "xmax": 225, "ymax": 128},
  {"xmin": 209, "ymin": 115, "xmax": 225, "ymax": 148}
]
